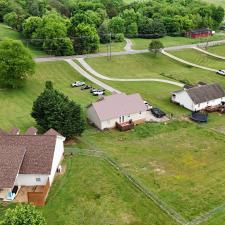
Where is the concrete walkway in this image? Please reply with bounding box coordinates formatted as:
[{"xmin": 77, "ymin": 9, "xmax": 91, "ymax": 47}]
[
  {"xmin": 65, "ymin": 59, "xmax": 121, "ymax": 93},
  {"xmin": 192, "ymin": 46, "xmax": 225, "ymax": 60},
  {"xmin": 161, "ymin": 50, "xmax": 218, "ymax": 72},
  {"xmin": 124, "ymin": 38, "xmax": 134, "ymax": 52},
  {"xmin": 76, "ymin": 58, "xmax": 184, "ymax": 87}
]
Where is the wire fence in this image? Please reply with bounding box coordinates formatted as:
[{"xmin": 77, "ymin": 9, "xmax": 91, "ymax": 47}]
[
  {"xmin": 65, "ymin": 147, "xmax": 188, "ymax": 225},
  {"xmin": 65, "ymin": 147, "xmax": 225, "ymax": 225}
]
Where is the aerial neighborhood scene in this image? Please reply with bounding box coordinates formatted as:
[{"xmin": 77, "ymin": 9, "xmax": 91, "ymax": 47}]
[{"xmin": 1, "ymin": 0, "xmax": 225, "ymax": 224}]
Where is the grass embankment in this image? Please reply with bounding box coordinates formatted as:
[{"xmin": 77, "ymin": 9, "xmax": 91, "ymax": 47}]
[
  {"xmin": 0, "ymin": 23, "xmax": 46, "ymax": 57},
  {"xmin": 0, "ymin": 61, "xmax": 98, "ymax": 131},
  {"xmin": 41, "ymin": 155, "xmax": 177, "ymax": 225},
  {"xmin": 208, "ymin": 44, "xmax": 225, "ymax": 57},
  {"xmin": 99, "ymin": 41, "xmax": 125, "ymax": 53},
  {"xmin": 171, "ymin": 48, "xmax": 225, "ymax": 70},
  {"xmin": 78, "ymin": 121, "xmax": 225, "ymax": 221},
  {"xmin": 131, "ymin": 35, "xmax": 225, "ymax": 50}
]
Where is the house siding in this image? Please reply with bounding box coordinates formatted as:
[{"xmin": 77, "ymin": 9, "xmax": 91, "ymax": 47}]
[
  {"xmin": 87, "ymin": 106, "xmax": 102, "ymax": 129},
  {"xmin": 49, "ymin": 136, "xmax": 65, "ymax": 185},
  {"xmin": 101, "ymin": 111, "xmax": 147, "ymax": 130},
  {"xmin": 15, "ymin": 174, "xmax": 49, "ymax": 186},
  {"xmin": 172, "ymin": 91, "xmax": 225, "ymax": 111}
]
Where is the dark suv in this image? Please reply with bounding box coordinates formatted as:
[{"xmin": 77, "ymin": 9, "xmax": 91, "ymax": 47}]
[{"xmin": 151, "ymin": 108, "xmax": 166, "ymax": 118}]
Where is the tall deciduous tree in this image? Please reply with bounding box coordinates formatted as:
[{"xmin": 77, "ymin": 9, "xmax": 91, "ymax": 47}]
[
  {"xmin": 2, "ymin": 204, "xmax": 46, "ymax": 225},
  {"xmin": 31, "ymin": 81, "xmax": 85, "ymax": 138},
  {"xmin": 0, "ymin": 39, "xmax": 35, "ymax": 88},
  {"xmin": 71, "ymin": 23, "xmax": 99, "ymax": 54}
]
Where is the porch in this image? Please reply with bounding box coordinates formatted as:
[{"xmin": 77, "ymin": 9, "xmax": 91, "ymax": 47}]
[
  {"xmin": 116, "ymin": 121, "xmax": 134, "ymax": 131},
  {"xmin": 13, "ymin": 180, "xmax": 50, "ymax": 206}
]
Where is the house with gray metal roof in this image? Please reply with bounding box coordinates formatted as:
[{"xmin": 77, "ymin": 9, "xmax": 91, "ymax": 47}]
[
  {"xmin": 87, "ymin": 93, "xmax": 147, "ymax": 130},
  {"xmin": 0, "ymin": 128, "xmax": 65, "ymax": 204},
  {"xmin": 171, "ymin": 83, "xmax": 225, "ymax": 111}
]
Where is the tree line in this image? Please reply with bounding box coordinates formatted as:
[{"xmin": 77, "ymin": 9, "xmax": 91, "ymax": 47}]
[{"xmin": 0, "ymin": 0, "xmax": 224, "ymax": 56}]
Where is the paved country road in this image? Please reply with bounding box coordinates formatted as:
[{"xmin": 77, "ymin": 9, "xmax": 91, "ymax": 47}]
[
  {"xmin": 76, "ymin": 58, "xmax": 184, "ymax": 87},
  {"xmin": 65, "ymin": 59, "xmax": 183, "ymax": 94},
  {"xmin": 34, "ymin": 39, "xmax": 225, "ymax": 62},
  {"xmin": 161, "ymin": 50, "xmax": 218, "ymax": 72}
]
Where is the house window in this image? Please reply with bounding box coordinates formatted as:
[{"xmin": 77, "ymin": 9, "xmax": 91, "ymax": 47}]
[{"xmin": 36, "ymin": 178, "xmax": 41, "ymax": 182}]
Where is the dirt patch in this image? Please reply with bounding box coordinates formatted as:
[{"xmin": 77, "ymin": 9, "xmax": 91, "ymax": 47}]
[
  {"xmin": 120, "ymin": 212, "xmax": 135, "ymax": 224},
  {"xmin": 149, "ymin": 161, "xmax": 166, "ymax": 175}
]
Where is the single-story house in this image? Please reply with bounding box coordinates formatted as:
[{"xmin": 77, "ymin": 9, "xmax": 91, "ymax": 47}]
[
  {"xmin": 186, "ymin": 28, "xmax": 213, "ymax": 39},
  {"xmin": 171, "ymin": 83, "xmax": 225, "ymax": 111},
  {"xmin": 87, "ymin": 93, "xmax": 147, "ymax": 130},
  {"xmin": 0, "ymin": 127, "xmax": 65, "ymax": 203}
]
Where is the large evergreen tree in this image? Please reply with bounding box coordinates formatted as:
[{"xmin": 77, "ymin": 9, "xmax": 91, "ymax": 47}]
[{"xmin": 31, "ymin": 81, "xmax": 85, "ymax": 138}]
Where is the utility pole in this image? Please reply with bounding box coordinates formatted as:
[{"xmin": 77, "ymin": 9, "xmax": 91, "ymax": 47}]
[{"xmin": 109, "ymin": 32, "xmax": 112, "ymax": 60}]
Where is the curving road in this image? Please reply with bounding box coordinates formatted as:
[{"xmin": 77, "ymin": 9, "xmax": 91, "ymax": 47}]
[
  {"xmin": 76, "ymin": 58, "xmax": 184, "ymax": 87},
  {"xmin": 161, "ymin": 50, "xmax": 218, "ymax": 72},
  {"xmin": 124, "ymin": 38, "xmax": 134, "ymax": 52},
  {"xmin": 65, "ymin": 59, "xmax": 121, "ymax": 93},
  {"xmin": 34, "ymin": 39, "xmax": 225, "ymax": 62},
  {"xmin": 192, "ymin": 47, "xmax": 225, "ymax": 60}
]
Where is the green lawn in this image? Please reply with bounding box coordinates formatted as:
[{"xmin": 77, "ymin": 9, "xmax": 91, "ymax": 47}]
[
  {"xmin": 131, "ymin": 35, "xmax": 225, "ymax": 50},
  {"xmin": 0, "ymin": 23, "xmax": 46, "ymax": 57},
  {"xmin": 202, "ymin": 0, "xmax": 225, "ymax": 8},
  {"xmin": 99, "ymin": 41, "xmax": 125, "ymax": 53},
  {"xmin": 0, "ymin": 61, "xmax": 98, "ymax": 132},
  {"xmin": 85, "ymin": 53, "xmax": 225, "ymax": 128},
  {"xmin": 78, "ymin": 121, "xmax": 225, "ymax": 222},
  {"xmin": 85, "ymin": 53, "xmax": 225, "ymax": 89},
  {"xmin": 207, "ymin": 44, "xmax": 225, "ymax": 57},
  {"xmin": 40, "ymin": 155, "xmax": 177, "ymax": 225},
  {"xmin": 171, "ymin": 48, "xmax": 225, "ymax": 70}
]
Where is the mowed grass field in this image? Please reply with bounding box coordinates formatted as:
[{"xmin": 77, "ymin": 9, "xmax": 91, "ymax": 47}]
[
  {"xmin": 131, "ymin": 35, "xmax": 225, "ymax": 50},
  {"xmin": 208, "ymin": 44, "xmax": 225, "ymax": 57},
  {"xmin": 78, "ymin": 122, "xmax": 225, "ymax": 221},
  {"xmin": 85, "ymin": 53, "xmax": 225, "ymax": 130},
  {"xmin": 40, "ymin": 155, "xmax": 177, "ymax": 225},
  {"xmin": 85, "ymin": 52, "xmax": 225, "ymax": 92},
  {"xmin": 171, "ymin": 49, "xmax": 225, "ymax": 70},
  {"xmin": 0, "ymin": 23, "xmax": 46, "ymax": 57},
  {"xmin": 0, "ymin": 61, "xmax": 98, "ymax": 131}
]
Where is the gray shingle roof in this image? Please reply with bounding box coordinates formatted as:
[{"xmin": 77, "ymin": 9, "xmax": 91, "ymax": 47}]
[
  {"xmin": 186, "ymin": 83, "xmax": 225, "ymax": 104},
  {"xmin": 0, "ymin": 128, "xmax": 64, "ymax": 188},
  {"xmin": 0, "ymin": 145, "xmax": 26, "ymax": 189}
]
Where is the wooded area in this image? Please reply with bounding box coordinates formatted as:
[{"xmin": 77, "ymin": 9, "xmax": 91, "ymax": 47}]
[{"xmin": 0, "ymin": 0, "xmax": 224, "ymax": 55}]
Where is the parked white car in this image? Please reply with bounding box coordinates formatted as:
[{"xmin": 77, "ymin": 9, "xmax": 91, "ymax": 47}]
[
  {"xmin": 144, "ymin": 100, "xmax": 153, "ymax": 111},
  {"xmin": 217, "ymin": 70, "xmax": 225, "ymax": 76},
  {"xmin": 71, "ymin": 81, "xmax": 85, "ymax": 87},
  {"xmin": 93, "ymin": 90, "xmax": 105, "ymax": 96}
]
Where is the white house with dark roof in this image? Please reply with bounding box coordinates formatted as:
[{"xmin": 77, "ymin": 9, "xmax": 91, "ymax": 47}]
[
  {"xmin": 87, "ymin": 93, "xmax": 147, "ymax": 130},
  {"xmin": 0, "ymin": 128, "xmax": 65, "ymax": 203},
  {"xmin": 172, "ymin": 83, "xmax": 225, "ymax": 111}
]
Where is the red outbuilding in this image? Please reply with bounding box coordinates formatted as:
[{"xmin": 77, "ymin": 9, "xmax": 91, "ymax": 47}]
[{"xmin": 186, "ymin": 28, "xmax": 213, "ymax": 39}]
